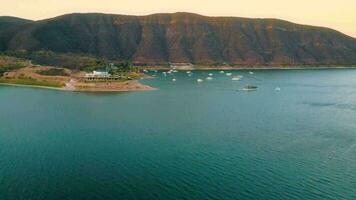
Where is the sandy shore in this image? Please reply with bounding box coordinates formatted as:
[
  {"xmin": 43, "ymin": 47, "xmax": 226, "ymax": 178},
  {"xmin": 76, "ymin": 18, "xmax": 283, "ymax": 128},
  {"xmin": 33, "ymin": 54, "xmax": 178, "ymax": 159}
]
[
  {"xmin": 71, "ymin": 80, "xmax": 155, "ymax": 92},
  {"xmin": 0, "ymin": 83, "xmax": 64, "ymax": 91},
  {"xmin": 0, "ymin": 80, "xmax": 155, "ymax": 92}
]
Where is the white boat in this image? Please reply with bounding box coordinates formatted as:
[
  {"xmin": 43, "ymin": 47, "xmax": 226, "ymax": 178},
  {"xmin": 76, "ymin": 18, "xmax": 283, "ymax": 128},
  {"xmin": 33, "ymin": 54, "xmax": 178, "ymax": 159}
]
[
  {"xmin": 226, "ymin": 73, "xmax": 232, "ymax": 76},
  {"xmin": 206, "ymin": 77, "xmax": 213, "ymax": 80},
  {"xmin": 172, "ymin": 79, "xmax": 177, "ymax": 82},
  {"xmin": 197, "ymin": 79, "xmax": 204, "ymax": 83},
  {"xmin": 219, "ymin": 71, "xmax": 225, "ymax": 74},
  {"xmin": 249, "ymin": 71, "xmax": 254, "ymax": 75},
  {"xmin": 186, "ymin": 71, "xmax": 192, "ymax": 74},
  {"xmin": 188, "ymin": 74, "xmax": 193, "ymax": 77},
  {"xmin": 173, "ymin": 70, "xmax": 178, "ymax": 73},
  {"xmin": 231, "ymin": 76, "xmax": 242, "ymax": 81},
  {"xmin": 208, "ymin": 73, "xmax": 213, "ymax": 76},
  {"xmin": 241, "ymin": 85, "xmax": 258, "ymax": 91},
  {"xmin": 275, "ymin": 87, "xmax": 281, "ymax": 91}
]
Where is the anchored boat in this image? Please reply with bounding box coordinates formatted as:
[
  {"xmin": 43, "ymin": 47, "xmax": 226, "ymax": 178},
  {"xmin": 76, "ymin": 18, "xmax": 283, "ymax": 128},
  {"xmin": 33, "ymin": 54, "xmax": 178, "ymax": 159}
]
[
  {"xmin": 232, "ymin": 75, "xmax": 243, "ymax": 81},
  {"xmin": 240, "ymin": 85, "xmax": 258, "ymax": 91}
]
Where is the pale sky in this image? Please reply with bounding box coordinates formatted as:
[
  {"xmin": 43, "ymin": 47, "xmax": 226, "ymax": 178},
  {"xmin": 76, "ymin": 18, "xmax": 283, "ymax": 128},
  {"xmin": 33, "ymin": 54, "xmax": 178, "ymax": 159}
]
[{"xmin": 1, "ymin": 0, "xmax": 355, "ymax": 37}]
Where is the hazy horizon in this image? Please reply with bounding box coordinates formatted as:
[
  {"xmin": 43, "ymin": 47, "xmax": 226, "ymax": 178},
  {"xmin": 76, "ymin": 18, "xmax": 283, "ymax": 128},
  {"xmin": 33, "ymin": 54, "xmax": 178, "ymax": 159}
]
[{"xmin": 1, "ymin": 0, "xmax": 356, "ymax": 37}]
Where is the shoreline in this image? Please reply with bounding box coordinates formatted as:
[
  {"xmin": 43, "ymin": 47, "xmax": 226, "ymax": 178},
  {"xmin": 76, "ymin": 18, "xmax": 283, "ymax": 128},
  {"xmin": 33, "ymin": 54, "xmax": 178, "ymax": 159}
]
[
  {"xmin": 0, "ymin": 83, "xmax": 64, "ymax": 91},
  {"xmin": 73, "ymin": 80, "xmax": 156, "ymax": 92},
  {"xmin": 0, "ymin": 80, "xmax": 156, "ymax": 92}
]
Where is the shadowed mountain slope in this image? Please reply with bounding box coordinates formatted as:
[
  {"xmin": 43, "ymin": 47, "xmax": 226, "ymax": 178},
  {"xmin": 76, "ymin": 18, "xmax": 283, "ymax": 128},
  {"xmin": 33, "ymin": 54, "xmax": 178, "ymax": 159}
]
[
  {"xmin": 0, "ymin": 17, "xmax": 33, "ymax": 51},
  {"xmin": 1, "ymin": 13, "xmax": 356, "ymax": 66}
]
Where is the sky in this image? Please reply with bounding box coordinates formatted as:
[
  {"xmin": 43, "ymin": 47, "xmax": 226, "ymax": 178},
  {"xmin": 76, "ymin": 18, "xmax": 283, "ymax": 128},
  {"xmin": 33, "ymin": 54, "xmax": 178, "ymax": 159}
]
[{"xmin": 1, "ymin": 0, "xmax": 355, "ymax": 37}]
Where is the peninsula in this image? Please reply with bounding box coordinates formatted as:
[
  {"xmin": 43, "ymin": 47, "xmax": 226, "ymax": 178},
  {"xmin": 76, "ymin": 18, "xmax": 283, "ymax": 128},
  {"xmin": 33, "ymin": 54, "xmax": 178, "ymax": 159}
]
[{"xmin": 0, "ymin": 55, "xmax": 154, "ymax": 92}]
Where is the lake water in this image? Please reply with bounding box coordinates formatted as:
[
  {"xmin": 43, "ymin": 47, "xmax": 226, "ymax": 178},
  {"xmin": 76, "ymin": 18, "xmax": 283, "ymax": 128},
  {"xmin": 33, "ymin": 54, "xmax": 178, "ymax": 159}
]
[{"xmin": 1, "ymin": 69, "xmax": 356, "ymax": 200}]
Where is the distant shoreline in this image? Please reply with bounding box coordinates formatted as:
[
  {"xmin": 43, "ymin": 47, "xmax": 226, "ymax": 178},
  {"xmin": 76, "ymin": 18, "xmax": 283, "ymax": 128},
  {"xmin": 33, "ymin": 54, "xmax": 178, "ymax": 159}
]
[
  {"xmin": 143, "ymin": 65, "xmax": 356, "ymax": 71},
  {"xmin": 1, "ymin": 66, "xmax": 356, "ymax": 92}
]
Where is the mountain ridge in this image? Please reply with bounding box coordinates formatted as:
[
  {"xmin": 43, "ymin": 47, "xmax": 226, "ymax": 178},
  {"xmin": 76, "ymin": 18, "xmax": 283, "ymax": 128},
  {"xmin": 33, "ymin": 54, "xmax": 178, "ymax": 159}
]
[
  {"xmin": 4, "ymin": 12, "xmax": 353, "ymax": 38},
  {"xmin": 1, "ymin": 12, "xmax": 356, "ymax": 66}
]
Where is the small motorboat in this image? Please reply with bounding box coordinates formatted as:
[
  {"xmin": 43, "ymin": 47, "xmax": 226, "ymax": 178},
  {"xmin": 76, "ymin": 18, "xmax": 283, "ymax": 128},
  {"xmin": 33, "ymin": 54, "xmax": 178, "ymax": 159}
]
[
  {"xmin": 232, "ymin": 75, "xmax": 243, "ymax": 81},
  {"xmin": 197, "ymin": 79, "xmax": 204, "ymax": 83},
  {"xmin": 206, "ymin": 77, "xmax": 213, "ymax": 80},
  {"xmin": 186, "ymin": 71, "xmax": 192, "ymax": 74},
  {"xmin": 208, "ymin": 73, "xmax": 214, "ymax": 76},
  {"xmin": 249, "ymin": 71, "xmax": 254, "ymax": 75},
  {"xmin": 275, "ymin": 87, "xmax": 281, "ymax": 91},
  {"xmin": 226, "ymin": 73, "xmax": 232, "ymax": 76},
  {"xmin": 219, "ymin": 71, "xmax": 225, "ymax": 74},
  {"xmin": 241, "ymin": 85, "xmax": 258, "ymax": 91},
  {"xmin": 172, "ymin": 79, "xmax": 177, "ymax": 82}
]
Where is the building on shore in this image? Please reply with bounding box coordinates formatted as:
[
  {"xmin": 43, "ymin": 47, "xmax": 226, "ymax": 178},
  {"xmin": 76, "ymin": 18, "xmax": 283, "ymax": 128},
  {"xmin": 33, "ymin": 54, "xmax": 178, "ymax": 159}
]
[
  {"xmin": 169, "ymin": 63, "xmax": 194, "ymax": 70},
  {"xmin": 83, "ymin": 70, "xmax": 125, "ymax": 81},
  {"xmin": 85, "ymin": 71, "xmax": 111, "ymax": 78}
]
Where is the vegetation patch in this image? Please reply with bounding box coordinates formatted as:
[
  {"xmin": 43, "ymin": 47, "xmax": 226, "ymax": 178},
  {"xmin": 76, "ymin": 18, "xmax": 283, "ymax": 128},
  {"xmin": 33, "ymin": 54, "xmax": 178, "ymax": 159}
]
[
  {"xmin": 37, "ymin": 68, "xmax": 69, "ymax": 76},
  {"xmin": 0, "ymin": 55, "xmax": 29, "ymax": 69},
  {"xmin": 2, "ymin": 51, "xmax": 143, "ymax": 72},
  {"xmin": 0, "ymin": 77, "xmax": 64, "ymax": 88},
  {"xmin": 3, "ymin": 50, "xmax": 108, "ymax": 71}
]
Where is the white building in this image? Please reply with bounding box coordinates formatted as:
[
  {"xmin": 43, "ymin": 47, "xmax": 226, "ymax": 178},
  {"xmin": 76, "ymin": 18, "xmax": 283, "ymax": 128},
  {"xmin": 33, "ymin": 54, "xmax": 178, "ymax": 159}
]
[
  {"xmin": 169, "ymin": 63, "xmax": 194, "ymax": 70},
  {"xmin": 85, "ymin": 71, "xmax": 111, "ymax": 78}
]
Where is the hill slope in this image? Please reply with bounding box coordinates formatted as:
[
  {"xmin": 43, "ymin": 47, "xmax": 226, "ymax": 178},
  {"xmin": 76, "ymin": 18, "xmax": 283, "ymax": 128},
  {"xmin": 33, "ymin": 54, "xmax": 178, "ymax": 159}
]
[
  {"xmin": 1, "ymin": 13, "xmax": 356, "ymax": 66},
  {"xmin": 0, "ymin": 17, "xmax": 33, "ymax": 51}
]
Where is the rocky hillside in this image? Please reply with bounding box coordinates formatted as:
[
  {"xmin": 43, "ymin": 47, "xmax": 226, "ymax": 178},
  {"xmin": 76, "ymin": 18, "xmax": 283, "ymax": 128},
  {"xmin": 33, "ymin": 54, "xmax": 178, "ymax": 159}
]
[{"xmin": 1, "ymin": 13, "xmax": 356, "ymax": 66}]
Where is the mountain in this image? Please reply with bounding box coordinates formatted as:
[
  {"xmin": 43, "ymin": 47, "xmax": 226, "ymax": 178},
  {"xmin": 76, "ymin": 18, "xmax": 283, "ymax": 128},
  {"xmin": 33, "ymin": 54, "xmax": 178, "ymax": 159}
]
[
  {"xmin": 0, "ymin": 16, "xmax": 32, "ymax": 30},
  {"xmin": 1, "ymin": 13, "xmax": 356, "ymax": 66},
  {"xmin": 0, "ymin": 17, "xmax": 33, "ymax": 51}
]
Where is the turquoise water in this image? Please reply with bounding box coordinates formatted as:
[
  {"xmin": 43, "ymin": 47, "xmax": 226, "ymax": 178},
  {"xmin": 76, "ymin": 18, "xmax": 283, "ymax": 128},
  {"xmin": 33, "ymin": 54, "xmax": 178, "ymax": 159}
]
[{"xmin": 1, "ymin": 69, "xmax": 356, "ymax": 199}]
